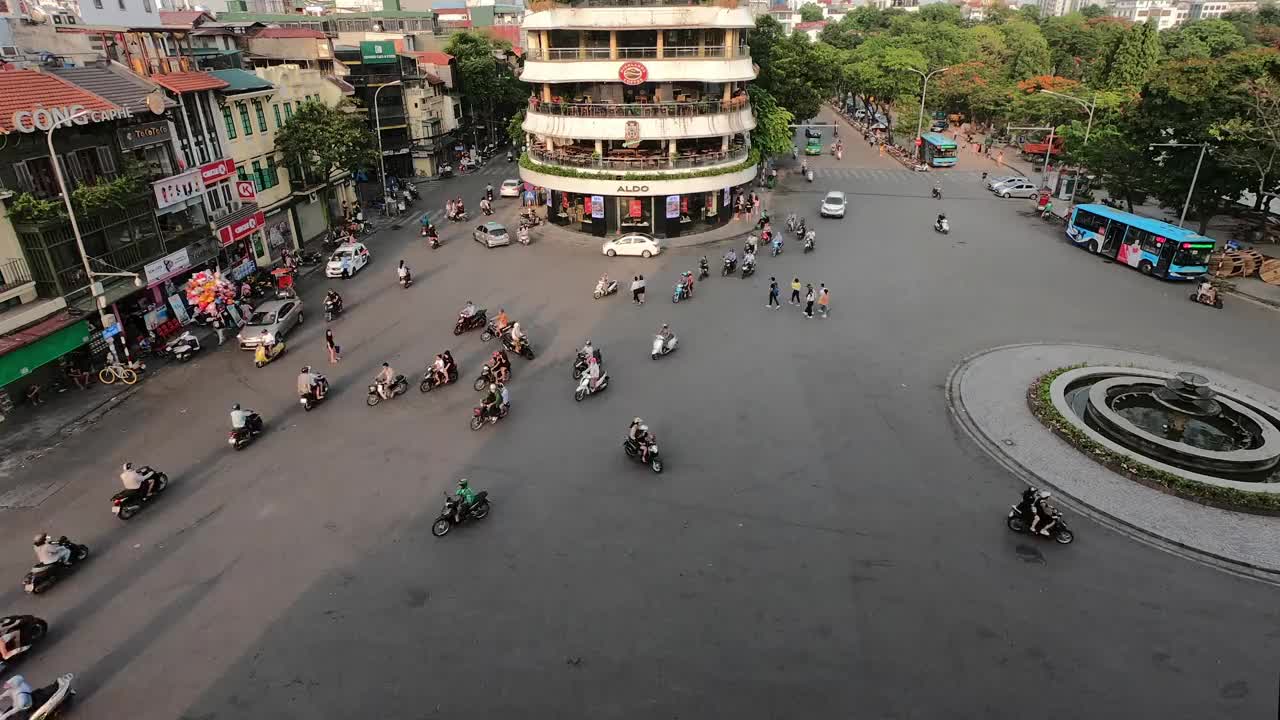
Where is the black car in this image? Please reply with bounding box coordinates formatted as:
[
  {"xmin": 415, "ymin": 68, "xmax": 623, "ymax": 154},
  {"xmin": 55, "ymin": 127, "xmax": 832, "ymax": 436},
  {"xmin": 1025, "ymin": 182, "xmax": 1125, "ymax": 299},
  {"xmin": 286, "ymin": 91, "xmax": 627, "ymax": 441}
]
[{"xmin": 804, "ymin": 127, "xmax": 823, "ymax": 140}]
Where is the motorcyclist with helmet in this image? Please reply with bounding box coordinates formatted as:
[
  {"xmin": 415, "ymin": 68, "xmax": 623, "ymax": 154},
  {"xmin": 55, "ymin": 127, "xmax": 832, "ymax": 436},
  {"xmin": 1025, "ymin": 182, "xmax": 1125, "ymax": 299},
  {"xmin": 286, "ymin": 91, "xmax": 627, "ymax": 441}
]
[
  {"xmin": 1029, "ymin": 490, "xmax": 1057, "ymax": 536},
  {"xmin": 490, "ymin": 349, "xmax": 511, "ymax": 384},
  {"xmin": 698, "ymin": 256, "xmax": 710, "ymax": 279},
  {"xmin": 481, "ymin": 383, "xmax": 502, "ymax": 421},
  {"xmin": 453, "ymin": 478, "xmax": 478, "ymax": 523},
  {"xmin": 324, "ymin": 288, "xmax": 343, "ymax": 316},
  {"xmin": 31, "ymin": 534, "xmax": 69, "ymax": 567},
  {"xmin": 120, "ymin": 462, "xmax": 155, "ymax": 498},
  {"xmin": 230, "ymin": 403, "xmax": 261, "ymax": 434},
  {"xmin": 508, "ymin": 322, "xmax": 527, "ymax": 354},
  {"xmin": 628, "ymin": 417, "xmax": 656, "ymax": 462},
  {"xmin": 430, "ymin": 353, "xmax": 448, "ymax": 387},
  {"xmin": 297, "ymin": 365, "xmax": 326, "ymax": 402}
]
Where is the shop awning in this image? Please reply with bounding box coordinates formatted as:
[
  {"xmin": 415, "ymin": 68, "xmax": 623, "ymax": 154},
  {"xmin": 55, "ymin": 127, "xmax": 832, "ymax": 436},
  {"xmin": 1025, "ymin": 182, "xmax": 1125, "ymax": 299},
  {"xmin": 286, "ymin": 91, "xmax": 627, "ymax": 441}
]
[{"xmin": 0, "ymin": 318, "xmax": 92, "ymax": 388}]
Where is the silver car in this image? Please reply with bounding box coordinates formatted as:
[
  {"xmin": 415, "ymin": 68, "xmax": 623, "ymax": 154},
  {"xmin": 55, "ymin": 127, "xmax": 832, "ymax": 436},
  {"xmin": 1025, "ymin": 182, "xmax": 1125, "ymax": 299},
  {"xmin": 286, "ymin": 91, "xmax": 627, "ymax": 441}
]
[
  {"xmin": 473, "ymin": 221, "xmax": 511, "ymax": 248},
  {"xmin": 994, "ymin": 181, "xmax": 1039, "ymax": 199},
  {"xmin": 237, "ymin": 298, "xmax": 304, "ymax": 349},
  {"xmin": 986, "ymin": 175, "xmax": 1028, "ymax": 190}
]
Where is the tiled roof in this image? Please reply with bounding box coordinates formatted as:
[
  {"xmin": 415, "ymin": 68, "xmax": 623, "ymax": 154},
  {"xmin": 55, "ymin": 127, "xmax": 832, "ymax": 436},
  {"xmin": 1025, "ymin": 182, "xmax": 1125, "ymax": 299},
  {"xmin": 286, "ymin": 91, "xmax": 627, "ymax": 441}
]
[
  {"xmin": 435, "ymin": 7, "xmax": 470, "ymax": 14},
  {"xmin": 159, "ymin": 10, "xmax": 212, "ymax": 27},
  {"xmin": 151, "ymin": 71, "xmax": 230, "ymax": 94},
  {"xmin": 409, "ymin": 51, "xmax": 453, "ymax": 65},
  {"xmin": 209, "ymin": 68, "xmax": 275, "ymax": 93},
  {"xmin": 0, "ymin": 69, "xmax": 121, "ymax": 134},
  {"xmin": 50, "ymin": 63, "xmax": 177, "ymax": 114},
  {"xmin": 795, "ymin": 20, "xmax": 827, "ymax": 29},
  {"xmin": 253, "ymin": 27, "xmax": 328, "ymax": 39}
]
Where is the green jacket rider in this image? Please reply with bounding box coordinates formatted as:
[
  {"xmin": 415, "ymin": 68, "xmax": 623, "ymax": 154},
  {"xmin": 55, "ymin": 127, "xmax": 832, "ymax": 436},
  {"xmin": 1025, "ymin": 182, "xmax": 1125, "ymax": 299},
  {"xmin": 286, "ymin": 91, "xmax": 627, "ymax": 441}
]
[{"xmin": 455, "ymin": 478, "xmax": 477, "ymax": 519}]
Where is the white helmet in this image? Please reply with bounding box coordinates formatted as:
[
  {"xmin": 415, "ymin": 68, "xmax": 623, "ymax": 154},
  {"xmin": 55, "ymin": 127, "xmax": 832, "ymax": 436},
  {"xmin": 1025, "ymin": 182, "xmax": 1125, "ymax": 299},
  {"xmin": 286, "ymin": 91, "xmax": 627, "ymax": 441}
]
[
  {"xmin": 489, "ymin": 383, "xmax": 497, "ymax": 393},
  {"xmin": 122, "ymin": 462, "xmax": 133, "ymax": 472},
  {"xmin": 1037, "ymin": 491, "xmax": 1052, "ymax": 500},
  {"xmin": 639, "ymin": 424, "xmax": 649, "ymax": 433},
  {"xmin": 633, "ymin": 417, "xmax": 642, "ymax": 425}
]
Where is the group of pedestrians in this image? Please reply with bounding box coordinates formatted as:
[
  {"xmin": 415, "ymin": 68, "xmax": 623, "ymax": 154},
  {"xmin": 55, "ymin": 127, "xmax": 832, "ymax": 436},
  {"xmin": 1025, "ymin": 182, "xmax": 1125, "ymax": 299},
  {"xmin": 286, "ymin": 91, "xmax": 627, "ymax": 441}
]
[{"xmin": 767, "ymin": 276, "xmax": 829, "ymax": 318}]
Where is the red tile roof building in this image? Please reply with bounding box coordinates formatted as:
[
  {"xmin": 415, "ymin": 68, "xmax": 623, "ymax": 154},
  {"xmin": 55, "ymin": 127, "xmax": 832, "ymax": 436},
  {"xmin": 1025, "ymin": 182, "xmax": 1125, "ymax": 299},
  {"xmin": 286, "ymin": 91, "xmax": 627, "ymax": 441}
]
[
  {"xmin": 150, "ymin": 71, "xmax": 230, "ymax": 94},
  {"xmin": 0, "ymin": 69, "xmax": 121, "ymax": 134}
]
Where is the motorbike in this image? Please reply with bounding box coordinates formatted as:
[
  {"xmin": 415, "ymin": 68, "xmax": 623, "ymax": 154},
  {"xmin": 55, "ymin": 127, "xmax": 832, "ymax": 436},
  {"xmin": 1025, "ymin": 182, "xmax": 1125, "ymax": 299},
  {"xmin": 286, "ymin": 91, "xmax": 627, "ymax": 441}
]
[
  {"xmin": 806, "ymin": 169, "xmax": 814, "ymax": 182},
  {"xmin": 623, "ymin": 436, "xmax": 664, "ymax": 473},
  {"xmin": 1189, "ymin": 287, "xmax": 1224, "ymax": 309},
  {"xmin": 110, "ymin": 466, "xmax": 169, "ymax": 520},
  {"xmin": 572, "ymin": 348, "xmax": 603, "ymax": 380},
  {"xmin": 935, "ymin": 218, "xmax": 950, "ymax": 235},
  {"xmin": 420, "ymin": 365, "xmax": 458, "ymax": 393},
  {"xmin": 481, "ymin": 204, "xmax": 494, "ymax": 217},
  {"xmin": 325, "ymin": 298, "xmax": 343, "ymax": 322},
  {"xmin": 454, "ymin": 308, "xmax": 489, "ymax": 336},
  {"xmin": 470, "ymin": 402, "xmax": 510, "ymax": 431},
  {"xmin": 517, "ymin": 227, "xmax": 531, "ymax": 245},
  {"xmin": 721, "ymin": 258, "xmax": 737, "ymax": 276},
  {"xmin": 519, "ymin": 210, "xmax": 543, "ymax": 228},
  {"xmin": 803, "ymin": 234, "xmax": 815, "ymax": 253},
  {"xmin": 399, "ymin": 272, "xmax": 414, "ymax": 289},
  {"xmin": 672, "ymin": 281, "xmax": 692, "ymax": 303},
  {"xmin": 431, "ymin": 491, "xmax": 491, "ymax": 537},
  {"xmin": 741, "ymin": 261, "xmax": 755, "ymax": 278},
  {"xmin": 439, "ymin": 167, "xmax": 454, "ymax": 179},
  {"xmin": 0, "ymin": 615, "xmax": 49, "ymax": 674},
  {"xmin": 1006, "ymin": 501, "xmax": 1074, "ymax": 545},
  {"xmin": 253, "ymin": 340, "xmax": 286, "ymax": 368},
  {"xmin": 651, "ymin": 333, "xmax": 678, "ymax": 360},
  {"xmin": 931, "ymin": 187, "xmax": 942, "ymax": 199},
  {"xmin": 794, "ymin": 221, "xmax": 807, "ymax": 238},
  {"xmin": 574, "ymin": 370, "xmax": 609, "ymax": 402},
  {"xmin": 23, "ymin": 538, "xmax": 89, "ymax": 594},
  {"xmin": 366, "ymin": 374, "xmax": 409, "ymax": 406},
  {"xmin": 473, "ymin": 363, "xmax": 508, "ymax": 391},
  {"xmin": 593, "ymin": 279, "xmax": 618, "ymax": 299},
  {"xmin": 697, "ymin": 262, "xmax": 710, "ymax": 281},
  {"xmin": 229, "ymin": 412, "xmax": 264, "ymax": 451},
  {"xmin": 297, "ymin": 249, "xmax": 324, "ymax": 266},
  {"xmin": 507, "ymin": 151, "xmax": 514, "ymax": 162},
  {"xmin": 8, "ymin": 673, "xmax": 74, "ymax": 720},
  {"xmin": 300, "ymin": 376, "xmax": 329, "ymax": 411},
  {"xmin": 163, "ymin": 331, "xmax": 201, "ymax": 363},
  {"xmin": 500, "ymin": 332, "xmax": 536, "ymax": 360},
  {"xmin": 771, "ymin": 241, "xmax": 784, "ymax": 257}
]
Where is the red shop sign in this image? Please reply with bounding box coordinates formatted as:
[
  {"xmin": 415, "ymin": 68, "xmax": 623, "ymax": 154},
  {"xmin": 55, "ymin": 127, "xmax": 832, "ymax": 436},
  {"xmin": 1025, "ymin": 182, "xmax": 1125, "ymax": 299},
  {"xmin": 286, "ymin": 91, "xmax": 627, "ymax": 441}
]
[
  {"xmin": 618, "ymin": 61, "xmax": 648, "ymax": 86},
  {"xmin": 629, "ymin": 199, "xmax": 642, "ymax": 218},
  {"xmin": 218, "ymin": 210, "xmax": 265, "ymax": 246},
  {"xmin": 583, "ymin": 195, "xmax": 592, "ymax": 214},
  {"xmin": 199, "ymin": 157, "xmax": 237, "ymax": 187}
]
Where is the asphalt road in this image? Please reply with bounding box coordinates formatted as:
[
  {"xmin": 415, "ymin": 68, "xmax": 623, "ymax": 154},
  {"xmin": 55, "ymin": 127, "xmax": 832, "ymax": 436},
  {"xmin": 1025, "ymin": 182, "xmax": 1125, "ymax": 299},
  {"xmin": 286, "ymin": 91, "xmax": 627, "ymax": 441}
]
[{"xmin": 2, "ymin": 125, "xmax": 1279, "ymax": 720}]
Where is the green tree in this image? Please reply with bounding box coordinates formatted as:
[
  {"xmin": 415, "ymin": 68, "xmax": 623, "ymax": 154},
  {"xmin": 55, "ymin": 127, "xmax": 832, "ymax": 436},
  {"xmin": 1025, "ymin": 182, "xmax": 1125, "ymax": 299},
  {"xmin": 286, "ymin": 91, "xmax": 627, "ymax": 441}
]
[
  {"xmin": 1211, "ymin": 77, "xmax": 1280, "ymax": 216},
  {"xmin": 1081, "ymin": 4, "xmax": 1106, "ymax": 19},
  {"xmin": 747, "ymin": 86, "xmax": 796, "ymax": 159},
  {"xmin": 1059, "ymin": 120, "xmax": 1151, "ymax": 212},
  {"xmin": 798, "ymin": 2, "xmax": 824, "ymax": 22},
  {"xmin": 507, "ymin": 109, "xmax": 526, "ymax": 148},
  {"xmin": 999, "ymin": 19, "xmax": 1052, "ymax": 80},
  {"xmin": 918, "ymin": 2, "xmax": 963, "ymax": 25},
  {"xmin": 755, "ymin": 31, "xmax": 835, "ymax": 121},
  {"xmin": 819, "ymin": 14, "xmax": 865, "ymax": 50},
  {"xmin": 444, "ymin": 31, "xmax": 525, "ymax": 145},
  {"xmin": 1162, "ymin": 19, "xmax": 1248, "ymax": 59},
  {"xmin": 1100, "ymin": 21, "xmax": 1162, "ymax": 89},
  {"xmin": 276, "ymin": 99, "xmax": 377, "ymax": 219},
  {"xmin": 1017, "ymin": 4, "xmax": 1041, "ymax": 23}
]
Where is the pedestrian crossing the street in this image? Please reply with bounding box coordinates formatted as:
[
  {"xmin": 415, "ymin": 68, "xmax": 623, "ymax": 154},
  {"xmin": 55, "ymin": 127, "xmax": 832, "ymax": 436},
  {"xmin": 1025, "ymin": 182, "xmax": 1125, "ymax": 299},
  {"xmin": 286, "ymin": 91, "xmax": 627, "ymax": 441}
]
[{"xmin": 809, "ymin": 168, "xmax": 990, "ymax": 184}]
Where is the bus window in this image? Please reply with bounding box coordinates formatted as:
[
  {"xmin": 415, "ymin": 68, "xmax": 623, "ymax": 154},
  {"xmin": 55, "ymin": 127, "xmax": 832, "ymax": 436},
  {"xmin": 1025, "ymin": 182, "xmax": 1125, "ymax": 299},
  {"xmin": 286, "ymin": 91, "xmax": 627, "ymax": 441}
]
[
  {"xmin": 1073, "ymin": 209, "xmax": 1109, "ymax": 234},
  {"xmin": 1133, "ymin": 229, "xmax": 1161, "ymax": 255}
]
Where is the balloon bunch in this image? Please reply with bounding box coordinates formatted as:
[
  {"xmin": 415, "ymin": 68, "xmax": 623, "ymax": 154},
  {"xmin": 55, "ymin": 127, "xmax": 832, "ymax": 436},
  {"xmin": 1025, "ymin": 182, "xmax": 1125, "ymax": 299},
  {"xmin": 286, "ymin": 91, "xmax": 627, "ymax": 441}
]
[{"xmin": 184, "ymin": 269, "xmax": 235, "ymax": 317}]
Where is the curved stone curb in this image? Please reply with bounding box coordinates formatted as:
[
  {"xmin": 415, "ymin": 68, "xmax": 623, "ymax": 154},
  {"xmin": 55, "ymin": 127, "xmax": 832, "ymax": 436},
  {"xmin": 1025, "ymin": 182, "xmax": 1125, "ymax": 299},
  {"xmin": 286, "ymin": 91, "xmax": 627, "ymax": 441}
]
[{"xmin": 946, "ymin": 342, "xmax": 1280, "ymax": 585}]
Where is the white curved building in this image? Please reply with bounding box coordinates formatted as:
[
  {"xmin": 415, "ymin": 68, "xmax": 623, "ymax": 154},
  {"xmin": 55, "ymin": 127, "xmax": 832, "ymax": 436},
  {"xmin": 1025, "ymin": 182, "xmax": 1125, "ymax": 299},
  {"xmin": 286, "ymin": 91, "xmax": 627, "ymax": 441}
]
[{"xmin": 519, "ymin": 0, "xmax": 757, "ymax": 238}]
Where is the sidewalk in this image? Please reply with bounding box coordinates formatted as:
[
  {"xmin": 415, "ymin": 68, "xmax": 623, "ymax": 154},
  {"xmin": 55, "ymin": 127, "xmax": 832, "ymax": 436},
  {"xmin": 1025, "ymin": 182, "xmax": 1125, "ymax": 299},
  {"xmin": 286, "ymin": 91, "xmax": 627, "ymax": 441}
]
[{"xmin": 535, "ymin": 213, "xmax": 759, "ymax": 251}]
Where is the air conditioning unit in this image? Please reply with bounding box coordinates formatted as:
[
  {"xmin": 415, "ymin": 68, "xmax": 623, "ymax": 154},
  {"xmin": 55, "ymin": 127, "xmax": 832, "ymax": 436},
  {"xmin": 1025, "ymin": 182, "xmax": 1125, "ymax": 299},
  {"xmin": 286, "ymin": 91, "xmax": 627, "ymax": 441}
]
[
  {"xmin": 307, "ymin": 191, "xmax": 319, "ymax": 204},
  {"xmin": 0, "ymin": 46, "xmax": 17, "ymax": 58}
]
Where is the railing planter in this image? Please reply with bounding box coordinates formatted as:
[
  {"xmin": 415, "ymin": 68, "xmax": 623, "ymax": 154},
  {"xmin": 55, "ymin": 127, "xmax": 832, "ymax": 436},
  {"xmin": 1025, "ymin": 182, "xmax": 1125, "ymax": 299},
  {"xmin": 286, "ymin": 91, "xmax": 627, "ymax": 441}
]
[
  {"xmin": 520, "ymin": 148, "xmax": 757, "ymax": 182},
  {"xmin": 529, "ymin": 145, "xmax": 748, "ymax": 171},
  {"xmin": 528, "ymin": 96, "xmax": 749, "ymax": 118}
]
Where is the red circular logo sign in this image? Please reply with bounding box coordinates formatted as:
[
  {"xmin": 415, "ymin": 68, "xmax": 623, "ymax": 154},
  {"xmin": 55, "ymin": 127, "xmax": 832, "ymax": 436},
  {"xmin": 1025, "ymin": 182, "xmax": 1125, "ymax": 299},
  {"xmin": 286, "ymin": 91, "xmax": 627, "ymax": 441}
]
[{"xmin": 618, "ymin": 61, "xmax": 648, "ymax": 86}]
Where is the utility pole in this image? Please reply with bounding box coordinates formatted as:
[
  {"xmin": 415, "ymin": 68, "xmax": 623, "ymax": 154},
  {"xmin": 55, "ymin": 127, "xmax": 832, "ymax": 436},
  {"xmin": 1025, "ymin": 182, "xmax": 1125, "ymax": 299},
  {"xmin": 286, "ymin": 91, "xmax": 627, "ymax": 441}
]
[
  {"xmin": 1150, "ymin": 141, "xmax": 1211, "ymax": 229},
  {"xmin": 902, "ymin": 66, "xmax": 949, "ymax": 161}
]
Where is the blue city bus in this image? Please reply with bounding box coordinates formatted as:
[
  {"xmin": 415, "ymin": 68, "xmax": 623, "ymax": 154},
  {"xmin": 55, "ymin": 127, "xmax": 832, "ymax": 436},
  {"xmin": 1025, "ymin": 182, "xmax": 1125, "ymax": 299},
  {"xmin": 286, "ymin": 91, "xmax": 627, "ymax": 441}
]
[
  {"xmin": 1066, "ymin": 204, "xmax": 1213, "ymax": 280},
  {"xmin": 920, "ymin": 132, "xmax": 958, "ymax": 167}
]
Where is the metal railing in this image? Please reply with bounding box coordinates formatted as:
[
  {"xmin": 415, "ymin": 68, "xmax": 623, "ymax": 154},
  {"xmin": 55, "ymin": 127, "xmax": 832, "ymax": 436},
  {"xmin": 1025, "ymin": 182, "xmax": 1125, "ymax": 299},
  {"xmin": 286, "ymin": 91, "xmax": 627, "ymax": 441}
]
[
  {"xmin": 524, "ymin": 45, "xmax": 738, "ymax": 61},
  {"xmin": 0, "ymin": 257, "xmax": 33, "ymax": 294},
  {"xmin": 528, "ymin": 96, "xmax": 749, "ymax": 118},
  {"xmin": 529, "ymin": 144, "xmax": 748, "ymax": 171}
]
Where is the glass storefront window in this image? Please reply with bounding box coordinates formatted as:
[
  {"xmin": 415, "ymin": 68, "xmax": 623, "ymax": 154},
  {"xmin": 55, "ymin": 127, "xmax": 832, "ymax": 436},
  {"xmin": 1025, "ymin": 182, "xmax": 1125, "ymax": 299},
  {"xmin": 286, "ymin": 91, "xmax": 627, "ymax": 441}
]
[{"xmin": 618, "ymin": 196, "xmax": 651, "ymax": 233}]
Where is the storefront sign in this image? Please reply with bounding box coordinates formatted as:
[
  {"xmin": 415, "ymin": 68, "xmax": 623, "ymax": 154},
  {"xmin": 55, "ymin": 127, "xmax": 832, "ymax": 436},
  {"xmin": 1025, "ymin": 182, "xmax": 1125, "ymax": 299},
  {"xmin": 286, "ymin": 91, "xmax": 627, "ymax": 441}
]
[
  {"xmin": 143, "ymin": 247, "xmax": 192, "ymax": 285},
  {"xmin": 167, "ymin": 293, "xmax": 191, "ymax": 326},
  {"xmin": 199, "ymin": 158, "xmax": 236, "ymax": 187},
  {"xmin": 117, "ymin": 121, "xmax": 172, "ymax": 150},
  {"xmin": 361, "ymin": 40, "xmax": 397, "ymax": 64},
  {"xmin": 217, "ymin": 210, "xmax": 265, "ymax": 247},
  {"xmin": 11, "ymin": 104, "xmax": 133, "ymax": 133},
  {"xmin": 723, "ymin": 187, "xmax": 730, "ymax": 205},
  {"xmin": 263, "ymin": 212, "xmax": 294, "ymax": 260},
  {"xmin": 235, "ymin": 180, "xmax": 257, "ymax": 201},
  {"xmin": 665, "ymin": 195, "xmax": 680, "ymax": 219},
  {"xmin": 628, "ymin": 199, "xmax": 643, "ymax": 218},
  {"xmin": 618, "ymin": 61, "xmax": 648, "ymax": 86},
  {"xmin": 591, "ymin": 195, "xmax": 604, "ymax": 219},
  {"xmin": 624, "ymin": 121, "xmax": 640, "ymax": 143},
  {"xmin": 152, "ymin": 169, "xmax": 203, "ymax": 210},
  {"xmin": 582, "ymin": 195, "xmax": 592, "ymax": 216},
  {"xmin": 617, "ymin": 185, "xmax": 649, "ymax": 193}
]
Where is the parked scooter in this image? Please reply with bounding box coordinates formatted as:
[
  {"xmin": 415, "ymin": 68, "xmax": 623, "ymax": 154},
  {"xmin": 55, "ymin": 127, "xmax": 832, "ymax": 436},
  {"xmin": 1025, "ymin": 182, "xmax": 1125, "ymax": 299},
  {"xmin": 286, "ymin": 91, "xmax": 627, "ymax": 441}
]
[
  {"xmin": 110, "ymin": 466, "xmax": 169, "ymax": 520},
  {"xmin": 0, "ymin": 615, "xmax": 49, "ymax": 673},
  {"xmin": 163, "ymin": 331, "xmax": 201, "ymax": 363},
  {"xmin": 23, "ymin": 537, "xmax": 89, "ymax": 594},
  {"xmin": 651, "ymin": 333, "xmax": 678, "ymax": 360},
  {"xmin": 253, "ymin": 339, "xmax": 286, "ymax": 368}
]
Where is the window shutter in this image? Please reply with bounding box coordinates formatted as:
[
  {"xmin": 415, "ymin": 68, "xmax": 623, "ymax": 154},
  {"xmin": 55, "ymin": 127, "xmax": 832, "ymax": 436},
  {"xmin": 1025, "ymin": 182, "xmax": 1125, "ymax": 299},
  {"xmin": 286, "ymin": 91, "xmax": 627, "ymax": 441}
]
[
  {"xmin": 13, "ymin": 161, "xmax": 34, "ymax": 193},
  {"xmin": 96, "ymin": 146, "xmax": 117, "ymax": 174}
]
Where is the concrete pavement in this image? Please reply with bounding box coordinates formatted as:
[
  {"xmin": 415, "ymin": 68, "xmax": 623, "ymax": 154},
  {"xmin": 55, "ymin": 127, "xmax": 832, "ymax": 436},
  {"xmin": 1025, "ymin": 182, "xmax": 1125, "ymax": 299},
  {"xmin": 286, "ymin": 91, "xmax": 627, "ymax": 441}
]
[{"xmin": 1, "ymin": 122, "xmax": 1278, "ymax": 719}]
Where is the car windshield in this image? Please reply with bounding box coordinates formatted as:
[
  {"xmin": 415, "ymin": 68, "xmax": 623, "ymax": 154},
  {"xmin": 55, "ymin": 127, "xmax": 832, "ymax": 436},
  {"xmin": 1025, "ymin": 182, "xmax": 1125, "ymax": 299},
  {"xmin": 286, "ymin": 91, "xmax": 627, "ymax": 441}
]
[
  {"xmin": 247, "ymin": 311, "xmax": 276, "ymax": 325},
  {"xmin": 331, "ymin": 250, "xmax": 351, "ymax": 260},
  {"xmin": 825, "ymin": 194, "xmax": 843, "ymax": 204},
  {"xmin": 503, "ymin": 181, "xmax": 518, "ymax": 187}
]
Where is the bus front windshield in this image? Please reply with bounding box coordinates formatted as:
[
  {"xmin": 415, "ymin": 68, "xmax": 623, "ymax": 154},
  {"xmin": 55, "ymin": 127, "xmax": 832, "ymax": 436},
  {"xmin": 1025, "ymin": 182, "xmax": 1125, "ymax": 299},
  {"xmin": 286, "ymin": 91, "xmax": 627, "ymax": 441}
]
[
  {"xmin": 1173, "ymin": 244, "xmax": 1213, "ymax": 268},
  {"xmin": 930, "ymin": 145, "xmax": 957, "ymax": 158}
]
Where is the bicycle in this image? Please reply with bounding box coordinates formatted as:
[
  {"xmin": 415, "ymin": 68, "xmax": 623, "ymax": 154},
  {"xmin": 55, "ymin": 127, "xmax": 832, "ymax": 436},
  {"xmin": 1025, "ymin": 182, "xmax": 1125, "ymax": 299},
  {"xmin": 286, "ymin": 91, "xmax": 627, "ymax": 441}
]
[{"xmin": 98, "ymin": 362, "xmax": 139, "ymax": 385}]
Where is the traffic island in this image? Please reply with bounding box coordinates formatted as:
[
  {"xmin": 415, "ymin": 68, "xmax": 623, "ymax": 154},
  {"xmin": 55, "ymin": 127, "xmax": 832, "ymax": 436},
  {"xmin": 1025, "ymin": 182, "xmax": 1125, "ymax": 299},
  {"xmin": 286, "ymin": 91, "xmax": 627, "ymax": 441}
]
[{"xmin": 948, "ymin": 343, "xmax": 1280, "ymax": 581}]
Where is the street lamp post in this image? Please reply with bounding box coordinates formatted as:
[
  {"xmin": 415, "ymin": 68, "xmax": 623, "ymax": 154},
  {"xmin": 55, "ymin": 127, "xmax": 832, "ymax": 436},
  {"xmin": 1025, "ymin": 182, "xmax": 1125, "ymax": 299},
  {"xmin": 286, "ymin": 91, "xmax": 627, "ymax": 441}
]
[
  {"xmin": 1150, "ymin": 141, "xmax": 1210, "ymax": 229},
  {"xmin": 1039, "ymin": 90, "xmax": 1098, "ymax": 201},
  {"xmin": 373, "ymin": 80, "xmax": 403, "ymax": 209},
  {"xmin": 46, "ymin": 110, "xmax": 141, "ymax": 358},
  {"xmin": 905, "ymin": 66, "xmax": 949, "ymax": 161}
]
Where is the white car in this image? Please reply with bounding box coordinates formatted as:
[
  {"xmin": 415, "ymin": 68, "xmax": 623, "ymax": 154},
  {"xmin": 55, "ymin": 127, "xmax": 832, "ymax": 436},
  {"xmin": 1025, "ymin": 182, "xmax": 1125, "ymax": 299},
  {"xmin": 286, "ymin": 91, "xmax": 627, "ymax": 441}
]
[
  {"xmin": 994, "ymin": 181, "xmax": 1039, "ymax": 199},
  {"xmin": 820, "ymin": 191, "xmax": 847, "ymax": 218},
  {"xmin": 988, "ymin": 176, "xmax": 1029, "ymax": 191},
  {"xmin": 499, "ymin": 179, "xmax": 521, "ymax": 198},
  {"xmin": 325, "ymin": 242, "xmax": 370, "ymax": 278},
  {"xmin": 602, "ymin": 233, "xmax": 662, "ymax": 258}
]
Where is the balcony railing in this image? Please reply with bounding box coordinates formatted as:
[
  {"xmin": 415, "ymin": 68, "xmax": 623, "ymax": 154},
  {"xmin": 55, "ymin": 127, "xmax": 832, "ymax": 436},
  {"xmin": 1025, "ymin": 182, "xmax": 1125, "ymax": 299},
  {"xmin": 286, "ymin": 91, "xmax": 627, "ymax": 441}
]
[
  {"xmin": 529, "ymin": 144, "xmax": 748, "ymax": 171},
  {"xmin": 529, "ymin": 95, "xmax": 748, "ymax": 118},
  {"xmin": 0, "ymin": 257, "xmax": 33, "ymax": 295},
  {"xmin": 524, "ymin": 45, "xmax": 740, "ymax": 61},
  {"xmin": 529, "ymin": 0, "xmax": 739, "ymax": 9}
]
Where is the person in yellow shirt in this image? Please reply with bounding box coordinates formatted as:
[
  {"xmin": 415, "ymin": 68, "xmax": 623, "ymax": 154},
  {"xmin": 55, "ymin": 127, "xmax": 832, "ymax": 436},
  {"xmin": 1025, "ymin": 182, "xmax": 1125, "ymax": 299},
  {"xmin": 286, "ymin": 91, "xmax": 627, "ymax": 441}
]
[{"xmin": 789, "ymin": 277, "xmax": 802, "ymax": 305}]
